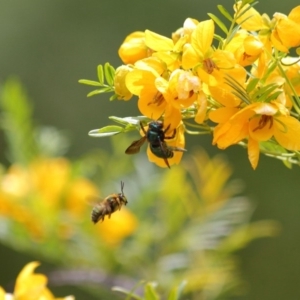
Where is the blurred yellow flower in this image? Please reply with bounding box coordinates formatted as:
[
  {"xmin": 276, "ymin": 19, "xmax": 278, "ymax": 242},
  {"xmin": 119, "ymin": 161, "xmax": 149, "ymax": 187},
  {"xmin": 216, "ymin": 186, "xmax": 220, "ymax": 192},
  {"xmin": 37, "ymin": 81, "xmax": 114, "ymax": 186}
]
[
  {"xmin": 65, "ymin": 178, "xmax": 99, "ymax": 218},
  {"xmin": 0, "ymin": 156, "xmax": 100, "ymax": 241},
  {"xmin": 0, "ymin": 262, "xmax": 74, "ymax": 300},
  {"xmin": 96, "ymin": 207, "xmax": 138, "ymax": 247}
]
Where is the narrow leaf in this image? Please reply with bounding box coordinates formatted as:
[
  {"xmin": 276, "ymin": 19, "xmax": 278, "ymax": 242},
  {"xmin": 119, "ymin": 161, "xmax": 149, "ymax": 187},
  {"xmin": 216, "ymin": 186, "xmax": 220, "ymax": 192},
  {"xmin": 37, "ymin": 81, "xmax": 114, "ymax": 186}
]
[
  {"xmin": 217, "ymin": 5, "xmax": 233, "ymax": 21},
  {"xmin": 88, "ymin": 125, "xmax": 123, "ymax": 137},
  {"xmin": 145, "ymin": 283, "xmax": 160, "ymax": 300},
  {"xmin": 97, "ymin": 65, "xmax": 104, "ymax": 84},
  {"xmin": 104, "ymin": 62, "xmax": 116, "ymax": 86},
  {"xmin": 264, "ymin": 91, "xmax": 283, "ymax": 103},
  {"xmin": 78, "ymin": 79, "xmax": 103, "ymax": 87},
  {"xmin": 87, "ymin": 87, "xmax": 113, "ymax": 97},
  {"xmin": 208, "ymin": 13, "xmax": 228, "ymax": 34},
  {"xmin": 112, "ymin": 287, "xmax": 142, "ymax": 300},
  {"xmin": 246, "ymin": 78, "xmax": 259, "ymax": 93},
  {"xmin": 109, "ymin": 94, "xmax": 118, "ymax": 101},
  {"xmin": 167, "ymin": 281, "xmax": 187, "ymax": 300}
]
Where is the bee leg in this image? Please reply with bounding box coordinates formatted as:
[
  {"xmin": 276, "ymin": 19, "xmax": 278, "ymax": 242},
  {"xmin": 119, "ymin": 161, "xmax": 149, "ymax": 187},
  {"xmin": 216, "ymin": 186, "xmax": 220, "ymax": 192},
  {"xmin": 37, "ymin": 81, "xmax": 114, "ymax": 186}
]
[
  {"xmin": 165, "ymin": 128, "xmax": 176, "ymax": 139},
  {"xmin": 163, "ymin": 157, "xmax": 171, "ymax": 169},
  {"xmin": 164, "ymin": 123, "xmax": 171, "ymax": 134},
  {"xmin": 140, "ymin": 121, "xmax": 147, "ymax": 135},
  {"xmin": 158, "ymin": 138, "xmax": 171, "ymax": 169}
]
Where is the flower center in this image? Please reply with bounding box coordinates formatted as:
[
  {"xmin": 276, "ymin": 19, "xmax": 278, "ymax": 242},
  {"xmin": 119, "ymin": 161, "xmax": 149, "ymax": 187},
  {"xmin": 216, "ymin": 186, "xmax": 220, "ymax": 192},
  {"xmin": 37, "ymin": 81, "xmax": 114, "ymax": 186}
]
[
  {"xmin": 203, "ymin": 58, "xmax": 218, "ymax": 74},
  {"xmin": 148, "ymin": 92, "xmax": 165, "ymax": 106},
  {"xmin": 253, "ymin": 115, "xmax": 273, "ymax": 131}
]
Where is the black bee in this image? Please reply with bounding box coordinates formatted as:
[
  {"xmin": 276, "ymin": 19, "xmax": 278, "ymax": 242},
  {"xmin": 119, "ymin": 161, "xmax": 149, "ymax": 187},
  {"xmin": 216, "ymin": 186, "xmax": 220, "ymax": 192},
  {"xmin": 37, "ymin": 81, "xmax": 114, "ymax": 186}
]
[
  {"xmin": 125, "ymin": 121, "xmax": 186, "ymax": 168},
  {"xmin": 91, "ymin": 181, "xmax": 128, "ymax": 224}
]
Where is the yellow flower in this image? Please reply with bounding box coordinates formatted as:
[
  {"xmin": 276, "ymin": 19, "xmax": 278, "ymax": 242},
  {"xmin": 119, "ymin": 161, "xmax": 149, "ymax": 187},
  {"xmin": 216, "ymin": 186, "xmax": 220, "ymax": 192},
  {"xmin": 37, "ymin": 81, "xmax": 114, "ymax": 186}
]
[
  {"xmin": 96, "ymin": 207, "xmax": 137, "ymax": 246},
  {"xmin": 29, "ymin": 158, "xmax": 70, "ymax": 208},
  {"xmin": 182, "ymin": 20, "xmax": 236, "ymax": 86},
  {"xmin": 209, "ymin": 66, "xmax": 247, "ymax": 108},
  {"xmin": 145, "ymin": 29, "xmax": 187, "ymax": 71},
  {"xmin": 172, "ymin": 18, "xmax": 199, "ymax": 44},
  {"xmin": 65, "ymin": 178, "xmax": 99, "ymax": 218},
  {"xmin": 1, "ymin": 262, "xmax": 74, "ymax": 300},
  {"xmin": 272, "ymin": 6, "xmax": 300, "ymax": 51},
  {"xmin": 213, "ymin": 101, "xmax": 300, "ymax": 169},
  {"xmin": 118, "ymin": 31, "xmax": 149, "ymax": 64},
  {"xmin": 156, "ymin": 69, "xmax": 205, "ymax": 125},
  {"xmin": 225, "ymin": 30, "xmax": 264, "ymax": 67},
  {"xmin": 234, "ymin": 2, "xmax": 266, "ymax": 31},
  {"xmin": 125, "ymin": 57, "xmax": 169, "ymax": 120}
]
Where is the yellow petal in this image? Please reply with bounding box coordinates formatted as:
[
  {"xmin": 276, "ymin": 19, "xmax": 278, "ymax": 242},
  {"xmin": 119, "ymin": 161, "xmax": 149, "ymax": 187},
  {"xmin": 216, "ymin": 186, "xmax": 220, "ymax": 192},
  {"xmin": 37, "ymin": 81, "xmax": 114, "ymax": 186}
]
[
  {"xmin": 247, "ymin": 137, "xmax": 260, "ymax": 169},
  {"xmin": 213, "ymin": 120, "xmax": 248, "ymax": 149},
  {"xmin": 195, "ymin": 92, "xmax": 207, "ymax": 124},
  {"xmin": 145, "ymin": 30, "xmax": 174, "ymax": 51},
  {"xmin": 0, "ymin": 287, "xmax": 6, "ymax": 300},
  {"xmin": 252, "ymin": 103, "xmax": 278, "ymax": 115},
  {"xmin": 182, "ymin": 43, "xmax": 199, "ymax": 69},
  {"xmin": 126, "ymin": 69, "xmax": 156, "ymax": 95},
  {"xmin": 197, "ymin": 68, "xmax": 218, "ymax": 86},
  {"xmin": 274, "ymin": 116, "xmax": 300, "ymax": 150},
  {"xmin": 191, "ymin": 20, "xmax": 214, "ymax": 57},
  {"xmin": 138, "ymin": 91, "xmax": 167, "ymax": 120},
  {"xmin": 288, "ymin": 5, "xmax": 300, "ymax": 23},
  {"xmin": 276, "ymin": 19, "xmax": 300, "ymax": 48},
  {"xmin": 118, "ymin": 31, "xmax": 148, "ymax": 64},
  {"xmin": 16, "ymin": 262, "xmax": 41, "ymax": 282},
  {"xmin": 209, "ymin": 107, "xmax": 240, "ymax": 123},
  {"xmin": 234, "ymin": 3, "xmax": 264, "ymax": 31}
]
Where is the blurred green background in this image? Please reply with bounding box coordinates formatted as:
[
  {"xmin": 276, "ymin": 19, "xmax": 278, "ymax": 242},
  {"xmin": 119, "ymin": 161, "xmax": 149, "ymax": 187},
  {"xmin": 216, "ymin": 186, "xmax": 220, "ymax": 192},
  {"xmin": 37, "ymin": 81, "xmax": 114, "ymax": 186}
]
[{"xmin": 1, "ymin": 0, "xmax": 300, "ymax": 299}]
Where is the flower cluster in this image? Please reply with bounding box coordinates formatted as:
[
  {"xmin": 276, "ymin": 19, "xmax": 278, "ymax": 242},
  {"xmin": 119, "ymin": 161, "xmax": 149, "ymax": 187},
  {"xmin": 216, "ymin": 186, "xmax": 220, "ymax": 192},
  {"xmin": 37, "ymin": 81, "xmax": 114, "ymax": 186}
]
[
  {"xmin": 0, "ymin": 262, "xmax": 74, "ymax": 300},
  {"xmin": 82, "ymin": 1, "xmax": 300, "ymax": 169}
]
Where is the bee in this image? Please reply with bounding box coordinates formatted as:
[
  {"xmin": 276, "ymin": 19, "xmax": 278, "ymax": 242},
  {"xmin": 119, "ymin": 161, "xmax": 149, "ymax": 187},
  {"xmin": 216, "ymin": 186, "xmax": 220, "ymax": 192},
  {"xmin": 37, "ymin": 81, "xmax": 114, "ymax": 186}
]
[
  {"xmin": 91, "ymin": 181, "xmax": 128, "ymax": 224},
  {"xmin": 125, "ymin": 120, "xmax": 186, "ymax": 168}
]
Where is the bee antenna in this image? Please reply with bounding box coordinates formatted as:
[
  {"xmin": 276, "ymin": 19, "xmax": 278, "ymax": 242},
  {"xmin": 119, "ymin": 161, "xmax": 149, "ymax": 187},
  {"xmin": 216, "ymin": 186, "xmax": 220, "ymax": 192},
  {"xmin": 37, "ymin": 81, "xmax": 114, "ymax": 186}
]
[{"xmin": 120, "ymin": 181, "xmax": 125, "ymax": 195}]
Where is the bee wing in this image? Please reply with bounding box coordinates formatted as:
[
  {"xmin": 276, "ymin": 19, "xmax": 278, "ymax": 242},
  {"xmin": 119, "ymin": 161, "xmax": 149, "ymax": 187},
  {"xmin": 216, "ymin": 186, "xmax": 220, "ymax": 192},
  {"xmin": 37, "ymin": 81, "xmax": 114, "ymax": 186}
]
[
  {"xmin": 167, "ymin": 146, "xmax": 187, "ymax": 152},
  {"xmin": 125, "ymin": 137, "xmax": 147, "ymax": 154},
  {"xmin": 86, "ymin": 196, "xmax": 103, "ymax": 207}
]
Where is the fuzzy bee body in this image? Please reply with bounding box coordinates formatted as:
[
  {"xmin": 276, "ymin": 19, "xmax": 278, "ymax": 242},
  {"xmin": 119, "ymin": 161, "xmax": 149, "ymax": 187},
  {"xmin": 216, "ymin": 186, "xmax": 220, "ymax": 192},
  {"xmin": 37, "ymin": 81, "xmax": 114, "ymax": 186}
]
[{"xmin": 91, "ymin": 181, "xmax": 128, "ymax": 224}]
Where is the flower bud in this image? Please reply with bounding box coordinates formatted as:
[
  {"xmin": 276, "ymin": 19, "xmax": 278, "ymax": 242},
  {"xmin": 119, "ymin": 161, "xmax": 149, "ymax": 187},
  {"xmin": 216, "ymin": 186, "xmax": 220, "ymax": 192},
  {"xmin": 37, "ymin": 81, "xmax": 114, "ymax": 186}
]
[
  {"xmin": 114, "ymin": 65, "xmax": 133, "ymax": 100},
  {"xmin": 118, "ymin": 31, "xmax": 148, "ymax": 64}
]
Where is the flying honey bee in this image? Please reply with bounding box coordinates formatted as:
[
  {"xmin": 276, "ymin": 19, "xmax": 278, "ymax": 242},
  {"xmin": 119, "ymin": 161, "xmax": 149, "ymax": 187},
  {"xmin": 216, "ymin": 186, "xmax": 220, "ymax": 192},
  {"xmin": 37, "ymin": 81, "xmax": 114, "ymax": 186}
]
[{"xmin": 91, "ymin": 181, "xmax": 128, "ymax": 224}]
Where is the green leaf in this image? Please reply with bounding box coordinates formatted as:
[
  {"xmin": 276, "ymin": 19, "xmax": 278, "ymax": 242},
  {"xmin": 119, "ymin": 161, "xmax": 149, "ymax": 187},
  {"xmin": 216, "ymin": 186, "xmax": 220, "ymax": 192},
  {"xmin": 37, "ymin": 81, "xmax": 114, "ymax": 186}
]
[
  {"xmin": 112, "ymin": 287, "xmax": 143, "ymax": 300},
  {"xmin": 88, "ymin": 125, "xmax": 124, "ymax": 137},
  {"xmin": 87, "ymin": 87, "xmax": 113, "ymax": 97},
  {"xmin": 104, "ymin": 62, "xmax": 115, "ymax": 86},
  {"xmin": 97, "ymin": 64, "xmax": 104, "ymax": 84},
  {"xmin": 208, "ymin": 13, "xmax": 228, "ymax": 35},
  {"xmin": 235, "ymin": 1, "xmax": 259, "ymax": 21},
  {"xmin": 246, "ymin": 78, "xmax": 259, "ymax": 93},
  {"xmin": 241, "ymin": 0, "xmax": 256, "ymax": 6},
  {"xmin": 0, "ymin": 78, "xmax": 38, "ymax": 164},
  {"xmin": 264, "ymin": 91, "xmax": 283, "ymax": 103},
  {"xmin": 109, "ymin": 115, "xmax": 149, "ymax": 126},
  {"xmin": 217, "ymin": 5, "xmax": 233, "ymax": 21},
  {"xmin": 78, "ymin": 79, "xmax": 103, "ymax": 87},
  {"xmin": 144, "ymin": 283, "xmax": 160, "ymax": 300},
  {"xmin": 167, "ymin": 281, "xmax": 187, "ymax": 300},
  {"xmin": 109, "ymin": 94, "xmax": 118, "ymax": 101},
  {"xmin": 251, "ymin": 83, "xmax": 278, "ymax": 102}
]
